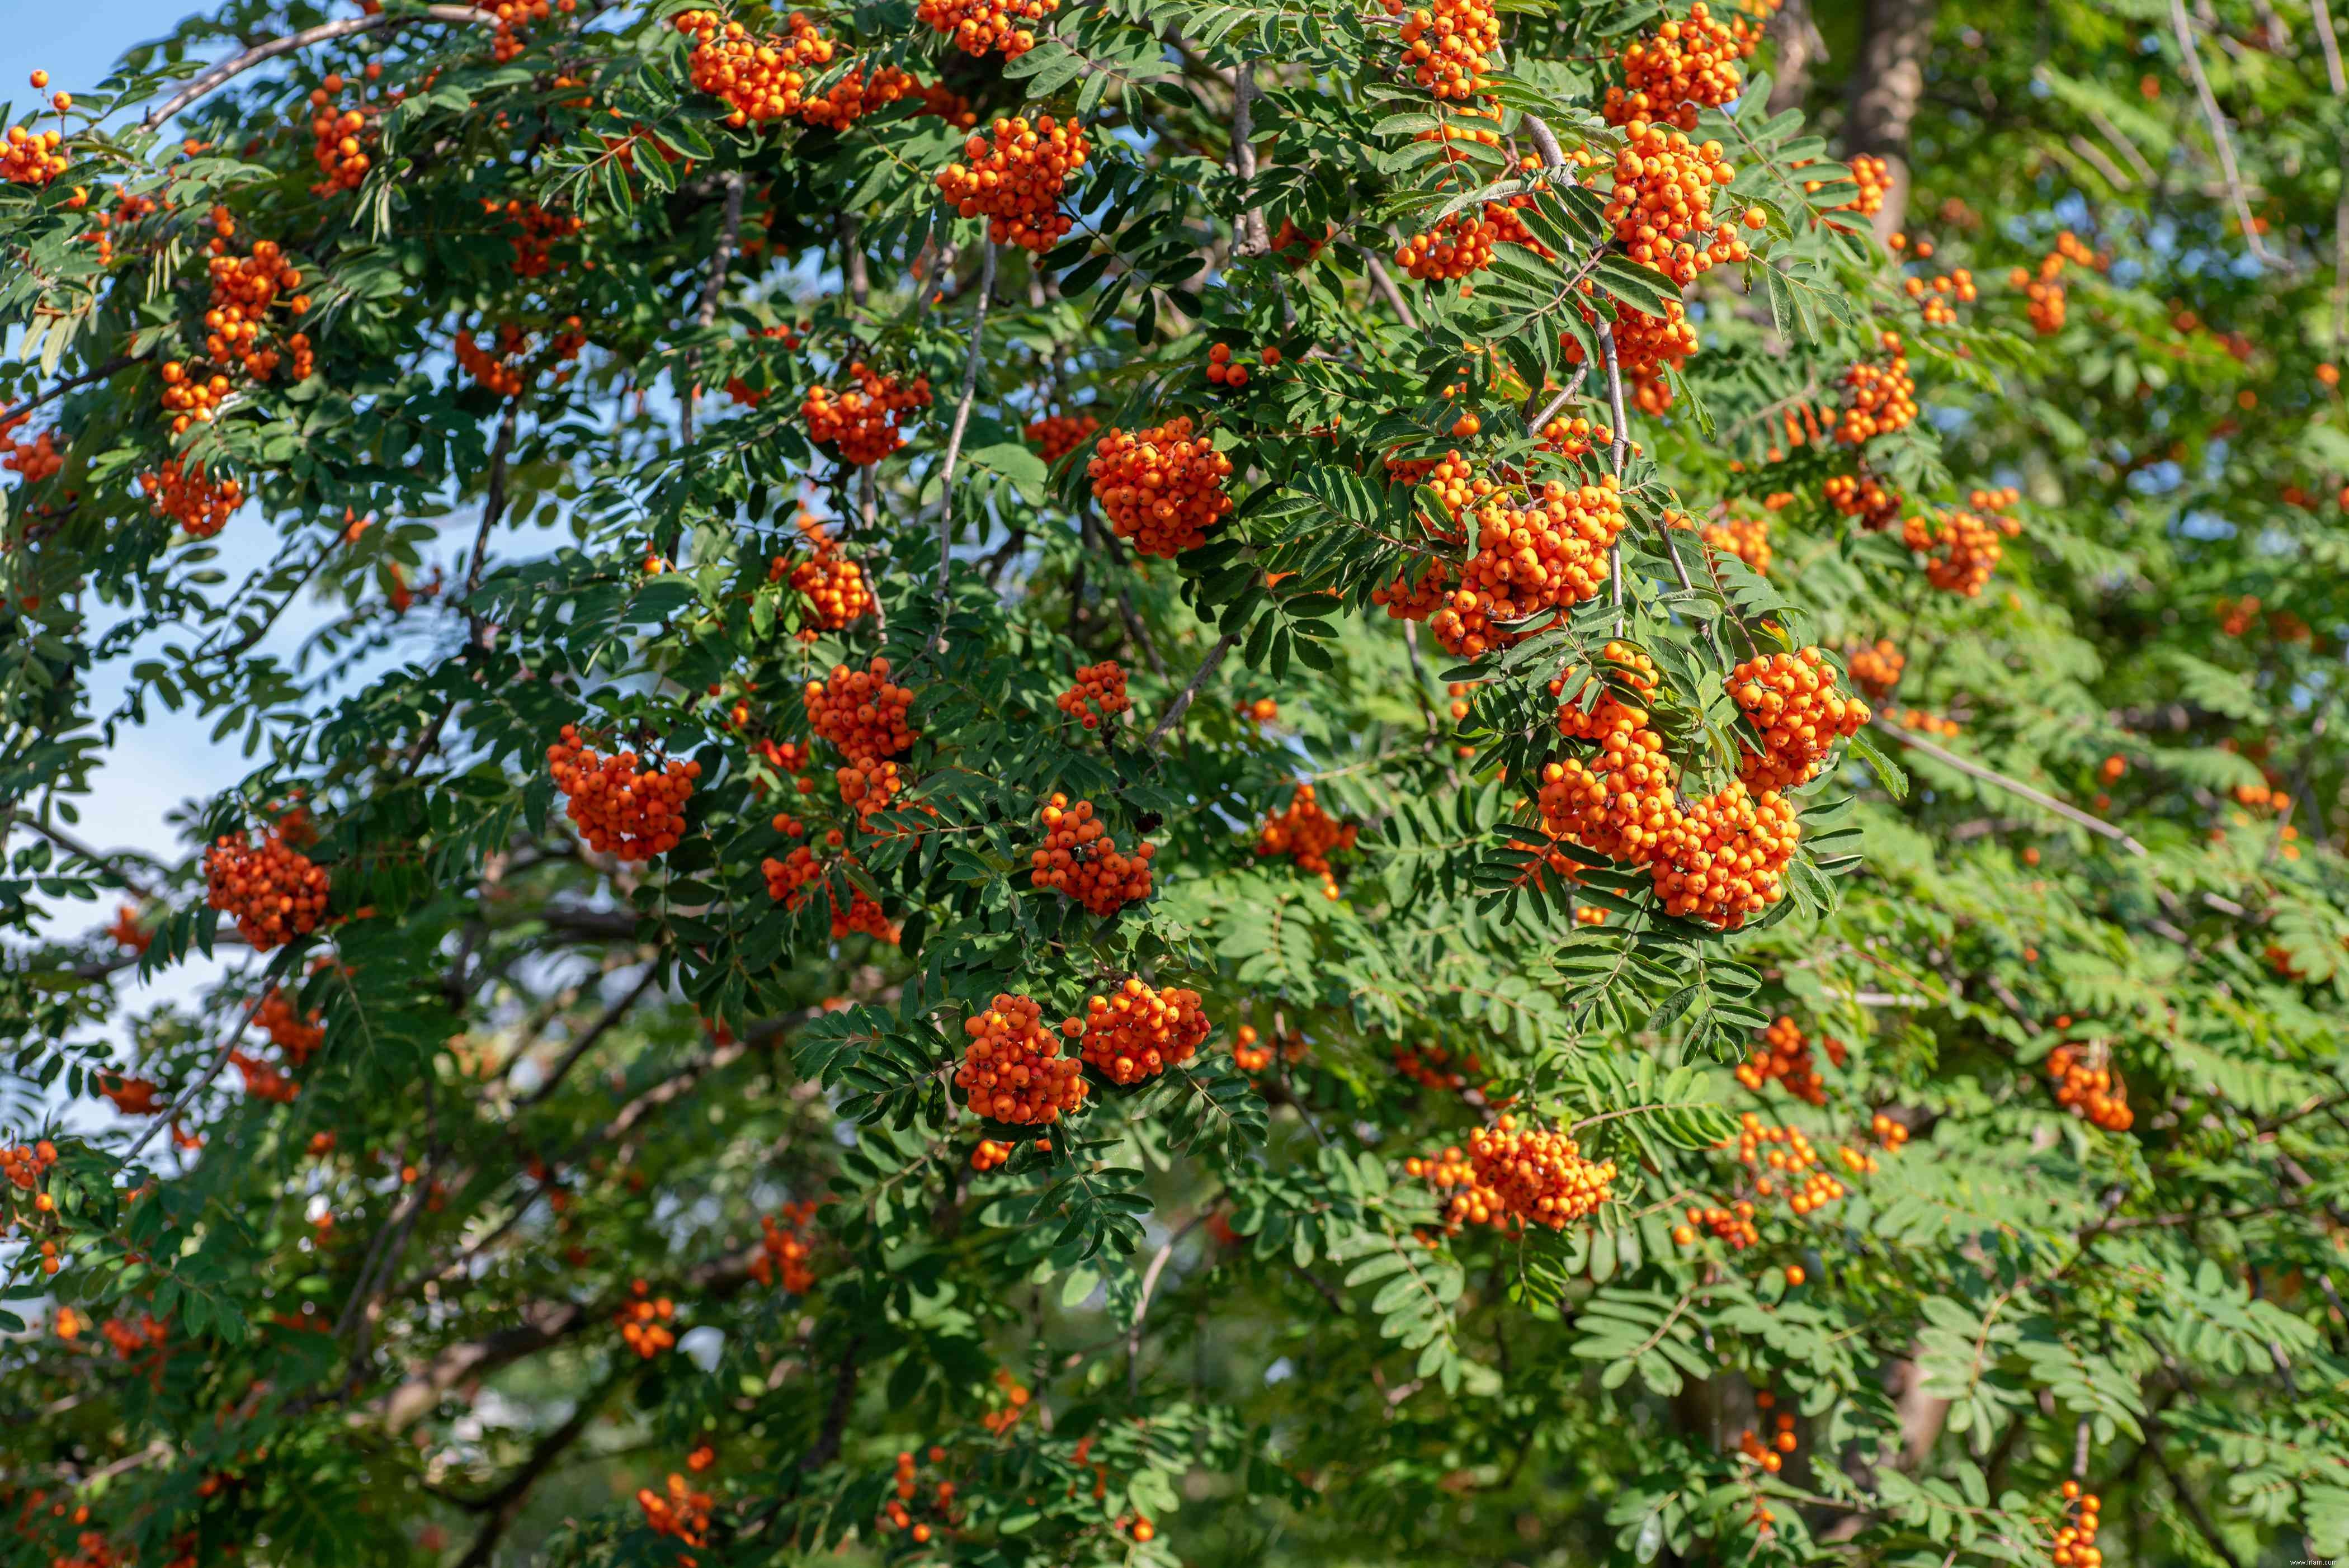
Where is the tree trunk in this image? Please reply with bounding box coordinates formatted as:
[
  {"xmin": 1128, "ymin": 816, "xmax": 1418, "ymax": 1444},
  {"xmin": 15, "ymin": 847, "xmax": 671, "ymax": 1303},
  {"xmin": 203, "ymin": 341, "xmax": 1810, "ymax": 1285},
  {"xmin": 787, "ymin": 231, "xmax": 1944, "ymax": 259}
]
[
  {"xmin": 1846, "ymin": 0, "xmax": 1939, "ymax": 237},
  {"xmin": 1766, "ymin": 0, "xmax": 1828, "ymax": 117}
]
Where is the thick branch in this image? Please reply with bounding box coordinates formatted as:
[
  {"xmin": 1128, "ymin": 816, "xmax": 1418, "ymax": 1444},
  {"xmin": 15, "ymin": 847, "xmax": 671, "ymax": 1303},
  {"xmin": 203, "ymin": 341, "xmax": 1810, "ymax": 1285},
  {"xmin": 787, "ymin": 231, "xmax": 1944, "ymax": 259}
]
[{"xmin": 453, "ymin": 1368, "xmax": 629, "ymax": 1568}]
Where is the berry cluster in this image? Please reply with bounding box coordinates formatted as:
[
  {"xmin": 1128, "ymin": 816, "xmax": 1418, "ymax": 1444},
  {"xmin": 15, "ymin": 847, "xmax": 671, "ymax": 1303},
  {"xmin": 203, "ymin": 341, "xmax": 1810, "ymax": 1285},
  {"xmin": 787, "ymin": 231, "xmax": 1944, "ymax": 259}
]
[
  {"xmin": 880, "ymin": 1448, "xmax": 963, "ymax": 1546},
  {"xmin": 139, "ymin": 460, "xmax": 243, "ymax": 539},
  {"xmin": 804, "ymin": 658, "xmax": 917, "ymax": 761},
  {"xmin": 2050, "ymin": 1483, "xmax": 2103, "ymax": 1568},
  {"xmin": 306, "ymin": 77, "xmax": 375, "ymax": 195},
  {"xmin": 1901, "ymin": 485, "xmax": 2022, "ymax": 597},
  {"xmin": 969, "ymin": 1136, "xmax": 1048, "ymax": 1170},
  {"xmin": 782, "ymin": 516, "xmax": 874, "ymax": 632},
  {"xmin": 1836, "ymin": 332, "xmax": 1917, "ymax": 445},
  {"xmin": 229, "ymin": 1050, "xmax": 298, "ymax": 1103},
  {"xmin": 1905, "ymin": 264, "xmax": 1975, "ymax": 325},
  {"xmin": 1204, "ymin": 341, "xmax": 1280, "ymax": 387},
  {"xmin": 1886, "ymin": 706, "xmax": 1961, "ymax": 738},
  {"xmin": 1393, "ymin": 200, "xmax": 1543, "ymax": 282},
  {"xmin": 919, "ymin": 0, "xmax": 1058, "ymax": 57},
  {"xmin": 1840, "ymin": 154, "xmax": 1890, "ymax": 216},
  {"xmin": 1728, "ymin": 647, "xmax": 1872, "ymax": 792},
  {"xmin": 1030, "ymin": 794, "xmax": 1156, "ymax": 915},
  {"xmin": 1605, "ymin": 4, "xmax": 1757, "ymax": 127},
  {"xmin": 749, "ymin": 1201, "xmax": 819, "ymax": 1292},
  {"xmin": 1025, "ymin": 412, "xmax": 1099, "ymax": 462},
  {"xmin": 1234, "ymin": 1023, "xmax": 1309, "ymax": 1075},
  {"xmin": 1846, "ymin": 638, "xmax": 1903, "ymax": 700},
  {"xmin": 1392, "ymin": 1040, "xmax": 1489, "ymax": 1095},
  {"xmin": 0, "ymin": 408, "xmax": 63, "ymax": 485},
  {"xmin": 1073, "ymin": 979, "xmax": 1211, "ymax": 1084},
  {"xmin": 1691, "ymin": 506, "xmax": 1771, "ymax": 574},
  {"xmin": 1409, "ymin": 1112, "xmax": 1616, "ymax": 1239},
  {"xmin": 1601, "ymin": 125, "xmax": 1748, "ymax": 288},
  {"xmin": 1383, "ymin": 0, "xmax": 1502, "ymax": 101},
  {"xmin": 1432, "ymin": 474, "xmax": 1628, "ymax": 657},
  {"xmin": 100, "ymin": 1076, "xmax": 162, "ymax": 1116},
  {"xmin": 638, "ymin": 1473, "xmax": 713, "ymax": 1551},
  {"xmin": 1735, "ymin": 1115, "xmax": 1845, "ymax": 1215},
  {"xmin": 205, "ymin": 825, "xmax": 329, "ymax": 951},
  {"xmin": 2048, "ymin": 1042, "xmax": 2133, "ymax": 1130},
  {"xmin": 2, "ymin": 1140, "xmax": 58, "ymax": 1193},
  {"xmin": 935, "ymin": 116, "xmax": 1089, "ymax": 252},
  {"xmin": 547, "ymin": 727, "xmax": 699, "ymax": 860},
  {"xmin": 1823, "ymin": 469, "xmax": 1902, "ymax": 530},
  {"xmin": 498, "ymin": 199, "xmax": 583, "ymax": 277},
  {"xmin": 255, "ymin": 988, "xmax": 324, "ymax": 1068},
  {"xmin": 1735, "ymin": 1394, "xmax": 1800, "ymax": 1475},
  {"xmin": 2, "ymin": 124, "xmax": 68, "ymax": 188},
  {"xmin": 1673, "ymin": 1199, "xmax": 1759, "ymax": 1249},
  {"xmin": 802, "ymin": 363, "xmax": 931, "ymax": 465},
  {"xmin": 1055, "ymin": 660, "xmax": 1130, "ymax": 730},
  {"xmin": 677, "ymin": 10, "xmax": 832, "ymax": 125},
  {"xmin": 106, "ymin": 905, "xmax": 149, "ymax": 954},
  {"xmin": 617, "ymin": 1280, "xmax": 676, "ymax": 1358},
  {"xmin": 202, "ymin": 214, "xmax": 312, "ymax": 382},
  {"xmin": 1254, "ymin": 784, "xmax": 1357, "ymax": 899},
  {"xmin": 1734, "ymin": 1016, "xmax": 1845, "ymax": 1104},
  {"xmin": 1562, "ymin": 296, "xmax": 1701, "ymax": 413},
  {"xmin": 957, "ymin": 993, "xmax": 1088, "ymax": 1124},
  {"xmin": 455, "ymin": 327, "xmax": 528, "ymax": 398},
  {"xmin": 763, "ymin": 844, "xmax": 900, "ymax": 941},
  {"xmin": 1087, "ymin": 417, "xmax": 1234, "ymax": 558}
]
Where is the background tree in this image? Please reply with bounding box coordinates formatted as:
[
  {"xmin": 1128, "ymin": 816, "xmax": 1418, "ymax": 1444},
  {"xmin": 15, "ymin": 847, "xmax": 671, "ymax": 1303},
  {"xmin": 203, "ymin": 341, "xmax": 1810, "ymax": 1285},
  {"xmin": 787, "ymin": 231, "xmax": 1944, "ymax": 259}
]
[{"xmin": 1, "ymin": 0, "xmax": 2345, "ymax": 1563}]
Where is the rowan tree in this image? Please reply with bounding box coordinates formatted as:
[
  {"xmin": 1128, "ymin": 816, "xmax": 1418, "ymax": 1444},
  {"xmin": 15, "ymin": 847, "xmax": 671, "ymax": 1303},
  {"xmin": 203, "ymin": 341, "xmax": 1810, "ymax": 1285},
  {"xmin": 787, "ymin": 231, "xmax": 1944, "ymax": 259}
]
[{"xmin": 2, "ymin": 0, "xmax": 2346, "ymax": 1563}]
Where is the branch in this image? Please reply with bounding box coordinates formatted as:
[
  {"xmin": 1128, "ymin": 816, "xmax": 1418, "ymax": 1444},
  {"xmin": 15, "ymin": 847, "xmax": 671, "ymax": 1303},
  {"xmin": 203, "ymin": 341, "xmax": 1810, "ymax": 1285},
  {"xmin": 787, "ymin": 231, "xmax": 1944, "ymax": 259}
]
[
  {"xmin": 122, "ymin": 955, "xmax": 297, "ymax": 1163},
  {"xmin": 2144, "ymin": 1421, "xmax": 2244, "ymax": 1568},
  {"xmin": 2169, "ymin": 0, "xmax": 2286, "ymax": 269},
  {"xmin": 1357, "ymin": 248, "xmax": 1418, "ymax": 330},
  {"xmin": 1145, "ymin": 632, "xmax": 1238, "ymax": 752},
  {"xmin": 1229, "ymin": 64, "xmax": 1271, "ymax": 255},
  {"xmin": 516, "ymin": 964, "xmax": 661, "ymax": 1107},
  {"xmin": 453, "ymin": 1367, "xmax": 629, "ymax": 1567},
  {"xmin": 678, "ymin": 171, "xmax": 746, "ymax": 445},
  {"xmin": 8, "ymin": 812, "xmax": 160, "ymax": 899},
  {"xmin": 1128, "ymin": 1212, "xmax": 1208, "ymax": 1396},
  {"xmin": 1883, "ymin": 728, "xmax": 2149, "ymax": 855},
  {"xmin": 932, "ymin": 242, "xmax": 998, "ymax": 632},
  {"xmin": 140, "ymin": 8, "xmax": 499, "ymax": 130},
  {"xmin": 800, "ymin": 1333, "xmax": 865, "ymax": 1472},
  {"xmin": 4, "ymin": 357, "xmax": 130, "ymax": 419}
]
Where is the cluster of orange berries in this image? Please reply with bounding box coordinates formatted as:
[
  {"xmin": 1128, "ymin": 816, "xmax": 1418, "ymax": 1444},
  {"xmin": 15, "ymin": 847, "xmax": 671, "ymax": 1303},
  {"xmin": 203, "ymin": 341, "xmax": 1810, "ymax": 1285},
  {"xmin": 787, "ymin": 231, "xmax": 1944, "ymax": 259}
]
[
  {"xmin": 763, "ymin": 844, "xmax": 899, "ymax": 942},
  {"xmin": 1073, "ymin": 979, "xmax": 1212, "ymax": 1084},
  {"xmin": 0, "ymin": 408, "xmax": 64, "ymax": 485},
  {"xmin": 1383, "ymin": 0, "xmax": 1502, "ymax": 100},
  {"xmin": 1836, "ymin": 332, "xmax": 1917, "ymax": 445},
  {"xmin": 779, "ymin": 515, "xmax": 874, "ymax": 632},
  {"xmin": 1905, "ymin": 264, "xmax": 1976, "ymax": 325},
  {"xmin": 1729, "ymin": 648, "xmax": 1874, "ymax": 792},
  {"xmin": 254, "ymin": 988, "xmax": 324, "ymax": 1067},
  {"xmin": 1025, "ymin": 411, "xmax": 1100, "ymax": 462},
  {"xmin": 2010, "ymin": 232, "xmax": 2096, "ymax": 336},
  {"xmin": 2047, "ymin": 1042, "xmax": 2133, "ymax": 1131},
  {"xmin": 1735, "ymin": 1016, "xmax": 1846, "ymax": 1104},
  {"xmin": 1056, "ymin": 660, "xmax": 1130, "ymax": 730},
  {"xmin": 1735, "ymin": 1394, "xmax": 1799, "ymax": 1476},
  {"xmin": 1572, "ymin": 295, "xmax": 1702, "ymax": 413},
  {"xmin": 749, "ymin": 1201, "xmax": 819, "ymax": 1292},
  {"xmin": 1735, "ymin": 1116, "xmax": 1846, "ymax": 1215},
  {"xmin": 1842, "ymin": 153, "xmax": 1890, "ymax": 217},
  {"xmin": 100, "ymin": 1076, "xmax": 162, "ymax": 1116},
  {"xmin": 802, "ymin": 363, "xmax": 931, "ymax": 465},
  {"xmin": 1600, "ymin": 124, "xmax": 1749, "ymax": 287},
  {"xmin": 1886, "ymin": 706, "xmax": 1961, "ymax": 738},
  {"xmin": 455, "ymin": 326, "xmax": 530, "ymax": 398},
  {"xmin": 1823, "ymin": 469, "xmax": 1902, "ymax": 530},
  {"xmin": 1392, "ymin": 1040, "xmax": 1490, "ymax": 1095},
  {"xmin": 547, "ymin": 727, "xmax": 700, "ymax": 860},
  {"xmin": 1605, "ymin": 4, "xmax": 1754, "ymax": 127},
  {"xmin": 307, "ymin": 75, "xmax": 375, "ymax": 195},
  {"xmin": 957, "ymin": 993, "xmax": 1088, "ymax": 1124},
  {"xmin": 1902, "ymin": 485, "xmax": 2022, "ymax": 597},
  {"xmin": 1030, "ymin": 794, "xmax": 1156, "ymax": 915},
  {"xmin": 99, "ymin": 1313, "xmax": 167, "ymax": 1362},
  {"xmin": 879, "ymin": 1448, "xmax": 963, "ymax": 1545},
  {"xmin": 1233, "ymin": 1023, "xmax": 1308, "ymax": 1075},
  {"xmin": 676, "ymin": 11, "xmax": 906, "ymax": 131},
  {"xmin": 1393, "ymin": 199, "xmax": 1543, "ymax": 282},
  {"xmin": 970, "ymin": 1135, "xmax": 1049, "ymax": 1170},
  {"xmin": 2048, "ymin": 1484, "xmax": 2104, "ymax": 1567},
  {"xmin": 497, "ymin": 199, "xmax": 583, "ymax": 277},
  {"xmin": 2, "ymin": 1140, "xmax": 58, "ymax": 1194},
  {"xmin": 983, "ymin": 1368, "xmax": 1034, "ymax": 1434},
  {"xmin": 1087, "ymin": 417, "xmax": 1234, "ymax": 558},
  {"xmin": 138, "ymin": 460, "xmax": 243, "ymax": 539},
  {"xmin": 1439, "ymin": 474, "xmax": 1629, "ymax": 658},
  {"xmin": 1413, "ymin": 1116, "xmax": 1616, "ymax": 1232},
  {"xmin": 617, "ymin": 1279, "xmax": 677, "ymax": 1358},
  {"xmin": 804, "ymin": 658, "xmax": 917, "ymax": 764},
  {"xmin": 202, "ymin": 211, "xmax": 312, "ymax": 378},
  {"xmin": 1254, "ymin": 784, "xmax": 1357, "ymax": 899},
  {"xmin": 1205, "ymin": 341, "xmax": 1280, "ymax": 388},
  {"xmin": 2, "ymin": 116, "xmax": 68, "ymax": 189},
  {"xmin": 1690, "ymin": 507, "xmax": 1771, "ymax": 574},
  {"xmin": 936, "ymin": 115, "xmax": 1089, "ymax": 252},
  {"xmin": 205, "ymin": 824, "xmax": 329, "ymax": 951},
  {"xmin": 229, "ymin": 1049, "xmax": 298, "ymax": 1103},
  {"xmin": 1847, "ymin": 638, "xmax": 1903, "ymax": 700},
  {"xmin": 638, "ymin": 1472, "xmax": 713, "ymax": 1553},
  {"xmin": 919, "ymin": 0, "xmax": 1056, "ymax": 56},
  {"xmin": 1673, "ymin": 1199, "xmax": 1760, "ymax": 1249}
]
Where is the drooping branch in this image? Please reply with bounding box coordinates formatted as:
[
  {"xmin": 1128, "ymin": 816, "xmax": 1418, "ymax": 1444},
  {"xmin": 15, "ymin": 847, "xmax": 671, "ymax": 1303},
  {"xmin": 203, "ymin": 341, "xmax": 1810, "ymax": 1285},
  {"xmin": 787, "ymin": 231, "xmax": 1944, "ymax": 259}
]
[
  {"xmin": 140, "ymin": 7, "xmax": 499, "ymax": 131},
  {"xmin": 3, "ymin": 357, "xmax": 129, "ymax": 419},
  {"xmin": 2169, "ymin": 0, "xmax": 2286, "ymax": 270}
]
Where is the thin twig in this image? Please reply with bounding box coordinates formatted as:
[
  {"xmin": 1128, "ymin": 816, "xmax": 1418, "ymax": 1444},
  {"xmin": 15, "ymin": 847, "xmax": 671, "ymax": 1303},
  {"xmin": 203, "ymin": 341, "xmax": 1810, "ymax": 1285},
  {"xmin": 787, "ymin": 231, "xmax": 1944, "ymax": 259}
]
[
  {"xmin": 122, "ymin": 957, "xmax": 295, "ymax": 1163},
  {"xmin": 679, "ymin": 171, "xmax": 746, "ymax": 446},
  {"xmin": 1884, "ymin": 728, "xmax": 2149, "ymax": 854},
  {"xmin": 4, "ymin": 357, "xmax": 129, "ymax": 418},
  {"xmin": 141, "ymin": 8, "xmax": 498, "ymax": 130},
  {"xmin": 932, "ymin": 242, "xmax": 997, "ymax": 636},
  {"xmin": 1145, "ymin": 632, "xmax": 1238, "ymax": 752},
  {"xmin": 1229, "ymin": 64, "xmax": 1271, "ymax": 255},
  {"xmin": 453, "ymin": 1367, "xmax": 630, "ymax": 1567},
  {"xmin": 517, "ymin": 965, "xmax": 660, "ymax": 1107},
  {"xmin": 8, "ymin": 813, "xmax": 159, "ymax": 899},
  {"xmin": 1358, "ymin": 248, "xmax": 1418, "ymax": 330},
  {"xmin": 1596, "ymin": 323, "xmax": 1633, "ymax": 629},
  {"xmin": 1128, "ymin": 1213, "xmax": 1208, "ymax": 1396},
  {"xmin": 1527, "ymin": 362, "xmax": 1592, "ymax": 437},
  {"xmin": 2170, "ymin": 0, "xmax": 2285, "ymax": 268}
]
